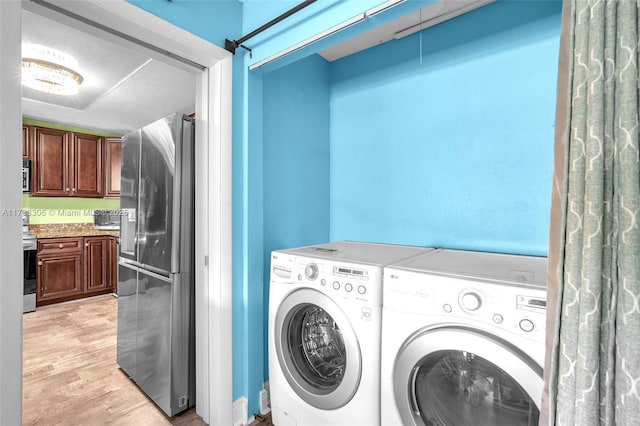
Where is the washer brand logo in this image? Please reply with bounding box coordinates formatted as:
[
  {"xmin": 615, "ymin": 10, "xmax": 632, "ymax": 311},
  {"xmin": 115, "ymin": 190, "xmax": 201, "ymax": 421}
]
[
  {"xmin": 361, "ymin": 307, "xmax": 372, "ymax": 321},
  {"xmin": 390, "ymin": 274, "xmax": 399, "ymax": 279}
]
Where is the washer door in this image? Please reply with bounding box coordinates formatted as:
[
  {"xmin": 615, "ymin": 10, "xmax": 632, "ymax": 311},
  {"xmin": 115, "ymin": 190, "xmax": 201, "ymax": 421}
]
[
  {"xmin": 274, "ymin": 288, "xmax": 362, "ymax": 410},
  {"xmin": 394, "ymin": 326, "xmax": 542, "ymax": 426}
]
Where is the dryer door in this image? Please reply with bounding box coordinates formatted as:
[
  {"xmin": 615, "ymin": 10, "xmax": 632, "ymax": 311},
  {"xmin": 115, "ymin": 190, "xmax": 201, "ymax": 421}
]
[
  {"xmin": 273, "ymin": 288, "xmax": 362, "ymax": 410},
  {"xmin": 394, "ymin": 326, "xmax": 542, "ymax": 426}
]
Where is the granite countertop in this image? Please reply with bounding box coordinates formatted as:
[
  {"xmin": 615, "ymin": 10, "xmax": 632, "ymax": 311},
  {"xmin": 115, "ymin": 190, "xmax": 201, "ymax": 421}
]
[{"xmin": 30, "ymin": 223, "xmax": 119, "ymax": 239}]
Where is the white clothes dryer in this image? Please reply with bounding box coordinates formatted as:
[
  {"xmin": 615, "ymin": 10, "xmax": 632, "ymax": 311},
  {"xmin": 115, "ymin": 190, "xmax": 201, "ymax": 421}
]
[
  {"xmin": 269, "ymin": 241, "xmax": 432, "ymax": 426},
  {"xmin": 381, "ymin": 249, "xmax": 547, "ymax": 426}
]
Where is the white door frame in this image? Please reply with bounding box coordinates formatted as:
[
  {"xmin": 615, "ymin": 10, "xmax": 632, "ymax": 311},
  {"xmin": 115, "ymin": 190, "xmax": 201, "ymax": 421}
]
[{"xmin": 1, "ymin": 1, "xmax": 233, "ymax": 425}]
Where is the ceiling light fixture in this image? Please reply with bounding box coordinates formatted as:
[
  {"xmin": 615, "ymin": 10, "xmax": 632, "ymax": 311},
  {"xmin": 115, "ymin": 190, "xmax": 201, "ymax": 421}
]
[{"xmin": 21, "ymin": 44, "xmax": 84, "ymax": 96}]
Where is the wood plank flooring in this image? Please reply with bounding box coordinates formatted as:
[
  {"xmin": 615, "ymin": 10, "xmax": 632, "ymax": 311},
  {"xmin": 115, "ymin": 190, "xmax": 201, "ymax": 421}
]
[{"xmin": 22, "ymin": 295, "xmax": 207, "ymax": 426}]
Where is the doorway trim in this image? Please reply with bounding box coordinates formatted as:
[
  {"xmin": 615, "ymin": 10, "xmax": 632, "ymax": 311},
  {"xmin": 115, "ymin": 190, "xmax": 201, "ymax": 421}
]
[{"xmin": 4, "ymin": 1, "xmax": 233, "ymax": 425}]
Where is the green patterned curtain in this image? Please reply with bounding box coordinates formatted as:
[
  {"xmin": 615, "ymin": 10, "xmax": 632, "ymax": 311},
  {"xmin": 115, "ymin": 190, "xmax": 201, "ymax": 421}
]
[{"xmin": 542, "ymin": 0, "xmax": 640, "ymax": 425}]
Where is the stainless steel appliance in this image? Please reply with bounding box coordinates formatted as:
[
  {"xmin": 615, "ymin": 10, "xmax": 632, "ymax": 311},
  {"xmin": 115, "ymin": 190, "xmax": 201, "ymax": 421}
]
[
  {"xmin": 93, "ymin": 209, "xmax": 121, "ymax": 230},
  {"xmin": 22, "ymin": 211, "xmax": 36, "ymax": 313},
  {"xmin": 116, "ymin": 113, "xmax": 195, "ymax": 417},
  {"xmin": 22, "ymin": 160, "xmax": 31, "ymax": 193}
]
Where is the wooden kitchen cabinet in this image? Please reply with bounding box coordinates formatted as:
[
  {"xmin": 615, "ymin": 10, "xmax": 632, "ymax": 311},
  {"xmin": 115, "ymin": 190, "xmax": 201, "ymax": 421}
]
[
  {"xmin": 73, "ymin": 133, "xmax": 104, "ymax": 197},
  {"xmin": 104, "ymin": 137, "xmax": 121, "ymax": 197},
  {"xmin": 108, "ymin": 236, "xmax": 118, "ymax": 294},
  {"xmin": 32, "ymin": 127, "xmax": 68, "ymax": 196},
  {"xmin": 36, "ymin": 236, "xmax": 117, "ymax": 306},
  {"xmin": 37, "ymin": 237, "xmax": 83, "ymax": 305},
  {"xmin": 23, "ymin": 125, "xmax": 31, "ymax": 159},
  {"xmin": 32, "ymin": 126, "xmax": 104, "ymax": 197},
  {"xmin": 84, "ymin": 236, "xmax": 110, "ymax": 294}
]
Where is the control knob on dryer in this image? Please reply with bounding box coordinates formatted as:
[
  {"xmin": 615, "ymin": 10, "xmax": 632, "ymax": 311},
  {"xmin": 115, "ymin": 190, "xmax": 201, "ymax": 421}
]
[
  {"xmin": 460, "ymin": 291, "xmax": 482, "ymax": 312},
  {"xmin": 305, "ymin": 263, "xmax": 319, "ymax": 280}
]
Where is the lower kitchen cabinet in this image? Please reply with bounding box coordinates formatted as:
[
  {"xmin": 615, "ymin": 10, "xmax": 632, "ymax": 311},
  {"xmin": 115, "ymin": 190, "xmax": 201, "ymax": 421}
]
[
  {"xmin": 37, "ymin": 251, "xmax": 83, "ymax": 303},
  {"xmin": 84, "ymin": 236, "xmax": 110, "ymax": 294},
  {"xmin": 37, "ymin": 235, "xmax": 118, "ymax": 306},
  {"xmin": 107, "ymin": 236, "xmax": 118, "ymax": 294}
]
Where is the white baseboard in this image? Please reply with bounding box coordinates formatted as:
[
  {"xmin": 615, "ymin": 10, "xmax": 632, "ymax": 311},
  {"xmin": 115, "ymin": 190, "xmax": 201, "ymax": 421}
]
[
  {"xmin": 259, "ymin": 384, "xmax": 271, "ymax": 415},
  {"xmin": 233, "ymin": 396, "xmax": 248, "ymax": 426}
]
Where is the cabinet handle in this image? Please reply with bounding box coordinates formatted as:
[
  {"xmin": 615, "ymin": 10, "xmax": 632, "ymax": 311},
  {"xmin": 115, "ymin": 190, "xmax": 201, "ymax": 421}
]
[
  {"xmin": 37, "ymin": 261, "xmax": 42, "ymax": 266},
  {"xmin": 72, "ymin": 188, "xmax": 76, "ymax": 192},
  {"xmin": 65, "ymin": 188, "xmax": 70, "ymax": 191},
  {"xmin": 85, "ymin": 243, "xmax": 89, "ymax": 247},
  {"xmin": 58, "ymin": 244, "xmax": 63, "ymax": 249}
]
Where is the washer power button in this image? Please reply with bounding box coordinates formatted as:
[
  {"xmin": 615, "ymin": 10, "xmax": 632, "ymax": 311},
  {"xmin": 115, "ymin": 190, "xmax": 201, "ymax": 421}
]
[{"xmin": 519, "ymin": 319, "xmax": 535, "ymax": 332}]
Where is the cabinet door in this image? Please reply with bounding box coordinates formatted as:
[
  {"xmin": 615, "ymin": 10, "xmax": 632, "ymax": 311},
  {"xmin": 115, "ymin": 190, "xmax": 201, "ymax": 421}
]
[
  {"xmin": 108, "ymin": 236, "xmax": 118, "ymax": 293},
  {"xmin": 37, "ymin": 253, "xmax": 83, "ymax": 304},
  {"xmin": 84, "ymin": 237, "xmax": 109, "ymax": 294},
  {"xmin": 72, "ymin": 133, "xmax": 103, "ymax": 197},
  {"xmin": 33, "ymin": 127, "xmax": 70, "ymax": 196},
  {"xmin": 23, "ymin": 125, "xmax": 31, "ymax": 160},
  {"xmin": 105, "ymin": 137, "xmax": 122, "ymax": 197}
]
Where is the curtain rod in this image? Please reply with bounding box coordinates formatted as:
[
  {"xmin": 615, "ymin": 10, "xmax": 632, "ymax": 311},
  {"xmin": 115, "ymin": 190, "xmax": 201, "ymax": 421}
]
[{"xmin": 225, "ymin": 0, "xmax": 318, "ymax": 56}]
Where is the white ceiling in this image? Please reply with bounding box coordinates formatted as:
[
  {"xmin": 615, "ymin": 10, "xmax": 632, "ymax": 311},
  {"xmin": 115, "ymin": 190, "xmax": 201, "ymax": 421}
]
[{"xmin": 21, "ymin": 8, "xmax": 197, "ymax": 136}]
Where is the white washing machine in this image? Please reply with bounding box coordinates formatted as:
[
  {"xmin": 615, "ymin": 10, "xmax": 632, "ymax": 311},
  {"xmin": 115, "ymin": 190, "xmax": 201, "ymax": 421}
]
[
  {"xmin": 381, "ymin": 248, "xmax": 547, "ymax": 426},
  {"xmin": 269, "ymin": 241, "xmax": 433, "ymax": 426}
]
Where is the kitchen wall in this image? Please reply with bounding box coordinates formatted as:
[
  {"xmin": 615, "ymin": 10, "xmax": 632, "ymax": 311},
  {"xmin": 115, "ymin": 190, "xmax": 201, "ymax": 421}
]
[{"xmin": 22, "ymin": 195, "xmax": 119, "ymax": 224}]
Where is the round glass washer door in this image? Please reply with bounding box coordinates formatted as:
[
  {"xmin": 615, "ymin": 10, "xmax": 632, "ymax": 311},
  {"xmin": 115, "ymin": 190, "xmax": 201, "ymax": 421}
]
[
  {"xmin": 394, "ymin": 326, "xmax": 543, "ymax": 426},
  {"xmin": 274, "ymin": 288, "xmax": 362, "ymax": 410}
]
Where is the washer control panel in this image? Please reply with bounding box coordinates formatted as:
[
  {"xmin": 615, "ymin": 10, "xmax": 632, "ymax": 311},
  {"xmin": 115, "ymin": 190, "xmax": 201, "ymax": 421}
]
[{"xmin": 291, "ymin": 260, "xmax": 381, "ymax": 304}]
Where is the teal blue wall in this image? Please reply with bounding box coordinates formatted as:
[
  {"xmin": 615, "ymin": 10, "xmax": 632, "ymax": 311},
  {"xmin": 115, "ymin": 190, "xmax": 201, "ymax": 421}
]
[
  {"xmin": 328, "ymin": 0, "xmax": 562, "ymax": 255},
  {"xmin": 128, "ymin": 0, "xmax": 561, "ymax": 419},
  {"xmin": 233, "ymin": 54, "xmax": 266, "ymax": 416},
  {"xmin": 127, "ymin": 0, "xmax": 243, "ymax": 47},
  {"xmin": 262, "ymin": 54, "xmax": 331, "ymax": 377}
]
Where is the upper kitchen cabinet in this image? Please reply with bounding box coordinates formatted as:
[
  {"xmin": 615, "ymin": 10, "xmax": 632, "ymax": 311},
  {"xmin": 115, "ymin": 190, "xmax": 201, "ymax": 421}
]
[
  {"xmin": 23, "ymin": 125, "xmax": 31, "ymax": 159},
  {"xmin": 104, "ymin": 137, "xmax": 121, "ymax": 198},
  {"xmin": 73, "ymin": 132, "xmax": 104, "ymax": 197},
  {"xmin": 32, "ymin": 126, "xmax": 104, "ymax": 197}
]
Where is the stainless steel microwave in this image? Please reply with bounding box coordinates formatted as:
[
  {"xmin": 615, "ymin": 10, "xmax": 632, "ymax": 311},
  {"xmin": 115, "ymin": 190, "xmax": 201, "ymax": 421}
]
[
  {"xmin": 22, "ymin": 160, "xmax": 30, "ymax": 193},
  {"xmin": 93, "ymin": 209, "xmax": 121, "ymax": 230}
]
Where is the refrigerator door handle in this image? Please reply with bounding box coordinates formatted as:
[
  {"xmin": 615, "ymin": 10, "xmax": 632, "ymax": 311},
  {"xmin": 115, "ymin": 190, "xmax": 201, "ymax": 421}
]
[
  {"xmin": 171, "ymin": 117, "xmax": 183, "ymax": 274},
  {"xmin": 119, "ymin": 259, "xmax": 173, "ymax": 283}
]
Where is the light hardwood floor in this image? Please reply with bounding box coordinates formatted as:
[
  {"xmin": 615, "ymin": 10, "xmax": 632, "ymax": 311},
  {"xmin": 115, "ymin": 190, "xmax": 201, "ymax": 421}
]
[{"xmin": 22, "ymin": 295, "xmax": 207, "ymax": 426}]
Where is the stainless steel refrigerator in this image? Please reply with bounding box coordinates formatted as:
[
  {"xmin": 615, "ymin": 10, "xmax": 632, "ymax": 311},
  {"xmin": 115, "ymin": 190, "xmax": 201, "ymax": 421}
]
[{"xmin": 116, "ymin": 113, "xmax": 195, "ymax": 417}]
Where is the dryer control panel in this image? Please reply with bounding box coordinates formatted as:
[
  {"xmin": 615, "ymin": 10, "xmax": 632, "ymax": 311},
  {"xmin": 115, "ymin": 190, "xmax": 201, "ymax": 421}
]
[{"xmin": 384, "ymin": 267, "xmax": 547, "ymax": 343}]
